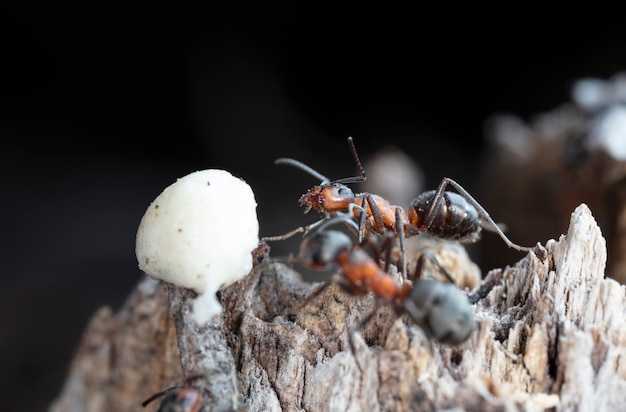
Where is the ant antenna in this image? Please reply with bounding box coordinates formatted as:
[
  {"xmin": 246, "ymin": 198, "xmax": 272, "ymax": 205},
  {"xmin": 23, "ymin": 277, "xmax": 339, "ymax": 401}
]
[
  {"xmin": 332, "ymin": 136, "xmax": 367, "ymax": 185},
  {"xmin": 274, "ymin": 158, "xmax": 330, "ymax": 183},
  {"xmin": 274, "ymin": 137, "xmax": 366, "ymax": 186}
]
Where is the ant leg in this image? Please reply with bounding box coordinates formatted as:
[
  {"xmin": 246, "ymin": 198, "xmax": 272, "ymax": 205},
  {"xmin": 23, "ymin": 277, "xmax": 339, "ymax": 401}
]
[
  {"xmin": 348, "ymin": 203, "xmax": 369, "ymax": 242},
  {"xmin": 422, "ymin": 177, "xmax": 453, "ymax": 232},
  {"xmin": 315, "ymin": 212, "xmax": 360, "ymax": 234},
  {"xmin": 425, "ymin": 177, "xmax": 531, "ymax": 252},
  {"xmin": 415, "ymin": 249, "xmax": 457, "ymax": 284},
  {"xmin": 411, "ymin": 250, "xmax": 425, "ymax": 283},
  {"xmin": 363, "ymin": 193, "xmax": 385, "ymax": 235},
  {"xmin": 262, "ymin": 218, "xmax": 328, "ymax": 242},
  {"xmin": 363, "ymin": 232, "xmax": 394, "ymax": 273},
  {"xmin": 347, "ymin": 304, "xmax": 380, "ymax": 377},
  {"xmin": 378, "ymin": 233, "xmax": 394, "ymax": 273},
  {"xmin": 292, "ymin": 279, "xmax": 334, "ymax": 314},
  {"xmin": 394, "ymin": 207, "xmax": 408, "ymax": 280},
  {"xmin": 440, "ymin": 178, "xmax": 531, "ymax": 252},
  {"xmin": 291, "ymin": 273, "xmax": 369, "ymax": 318}
]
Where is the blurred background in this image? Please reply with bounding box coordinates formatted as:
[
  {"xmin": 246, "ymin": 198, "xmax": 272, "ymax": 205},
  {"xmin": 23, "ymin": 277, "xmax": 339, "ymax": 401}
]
[{"xmin": 2, "ymin": 2, "xmax": 626, "ymax": 410}]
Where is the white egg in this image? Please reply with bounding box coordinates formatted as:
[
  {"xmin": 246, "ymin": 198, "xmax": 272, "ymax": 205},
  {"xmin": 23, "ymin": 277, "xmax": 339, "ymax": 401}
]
[{"xmin": 135, "ymin": 169, "xmax": 259, "ymax": 324}]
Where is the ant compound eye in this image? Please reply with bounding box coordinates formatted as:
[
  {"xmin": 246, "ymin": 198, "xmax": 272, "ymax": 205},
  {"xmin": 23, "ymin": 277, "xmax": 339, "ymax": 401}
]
[
  {"xmin": 338, "ymin": 186, "xmax": 351, "ymax": 196},
  {"xmin": 330, "ymin": 184, "xmax": 353, "ymax": 199},
  {"xmin": 135, "ymin": 169, "xmax": 259, "ymax": 325}
]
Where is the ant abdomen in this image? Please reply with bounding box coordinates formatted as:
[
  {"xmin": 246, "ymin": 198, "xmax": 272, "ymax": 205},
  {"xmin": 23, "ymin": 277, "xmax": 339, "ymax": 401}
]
[
  {"xmin": 404, "ymin": 278, "xmax": 474, "ymax": 345},
  {"xmin": 409, "ymin": 191, "xmax": 482, "ymax": 243}
]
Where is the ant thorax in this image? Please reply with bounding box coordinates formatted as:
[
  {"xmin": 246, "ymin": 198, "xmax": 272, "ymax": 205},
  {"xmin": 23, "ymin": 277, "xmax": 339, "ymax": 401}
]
[
  {"xmin": 409, "ymin": 190, "xmax": 482, "ymax": 243},
  {"xmin": 352, "ymin": 194, "xmax": 409, "ymax": 231},
  {"xmin": 299, "ymin": 183, "xmax": 356, "ymax": 213}
]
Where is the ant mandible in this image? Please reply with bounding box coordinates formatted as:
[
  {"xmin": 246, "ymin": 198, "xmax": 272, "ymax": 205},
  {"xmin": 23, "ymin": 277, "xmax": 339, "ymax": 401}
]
[
  {"xmin": 294, "ymin": 217, "xmax": 475, "ymax": 346},
  {"xmin": 265, "ymin": 136, "xmax": 533, "ymax": 277}
]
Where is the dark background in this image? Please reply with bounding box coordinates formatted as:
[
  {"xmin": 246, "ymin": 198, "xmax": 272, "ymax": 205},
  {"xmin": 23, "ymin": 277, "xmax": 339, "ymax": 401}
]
[{"xmin": 2, "ymin": 2, "xmax": 626, "ymax": 410}]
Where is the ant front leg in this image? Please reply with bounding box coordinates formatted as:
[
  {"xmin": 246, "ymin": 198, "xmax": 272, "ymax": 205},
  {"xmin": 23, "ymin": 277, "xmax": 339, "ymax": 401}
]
[
  {"xmin": 363, "ymin": 193, "xmax": 386, "ymax": 235},
  {"xmin": 348, "ymin": 197, "xmax": 385, "ymax": 243},
  {"xmin": 262, "ymin": 217, "xmax": 328, "ymax": 242}
]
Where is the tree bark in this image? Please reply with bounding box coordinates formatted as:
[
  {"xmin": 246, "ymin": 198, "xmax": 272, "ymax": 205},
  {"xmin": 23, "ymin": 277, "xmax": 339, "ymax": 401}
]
[{"xmin": 51, "ymin": 204, "xmax": 626, "ymax": 412}]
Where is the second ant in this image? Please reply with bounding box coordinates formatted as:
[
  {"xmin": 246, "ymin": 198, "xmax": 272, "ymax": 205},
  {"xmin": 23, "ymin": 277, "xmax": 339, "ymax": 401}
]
[{"xmin": 292, "ymin": 216, "xmax": 475, "ymax": 346}]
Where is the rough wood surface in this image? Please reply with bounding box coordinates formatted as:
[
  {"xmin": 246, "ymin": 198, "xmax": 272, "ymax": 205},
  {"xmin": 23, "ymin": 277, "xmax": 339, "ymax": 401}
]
[{"xmin": 51, "ymin": 204, "xmax": 626, "ymax": 411}]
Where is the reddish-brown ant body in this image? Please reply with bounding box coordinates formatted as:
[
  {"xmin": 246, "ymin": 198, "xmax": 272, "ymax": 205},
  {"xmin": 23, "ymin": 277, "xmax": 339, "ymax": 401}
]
[
  {"xmin": 267, "ymin": 136, "xmax": 532, "ymax": 276},
  {"xmin": 295, "ymin": 217, "xmax": 475, "ymax": 345}
]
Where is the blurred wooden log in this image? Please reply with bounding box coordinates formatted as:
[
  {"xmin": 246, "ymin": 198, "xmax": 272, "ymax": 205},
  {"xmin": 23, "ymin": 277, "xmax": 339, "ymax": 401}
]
[
  {"xmin": 51, "ymin": 204, "xmax": 626, "ymax": 411},
  {"xmin": 479, "ymin": 82, "xmax": 626, "ymax": 283}
]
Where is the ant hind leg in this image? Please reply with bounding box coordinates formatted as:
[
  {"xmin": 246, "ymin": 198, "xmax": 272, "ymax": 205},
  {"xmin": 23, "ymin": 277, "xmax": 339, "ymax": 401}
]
[{"xmin": 428, "ymin": 177, "xmax": 532, "ymax": 253}]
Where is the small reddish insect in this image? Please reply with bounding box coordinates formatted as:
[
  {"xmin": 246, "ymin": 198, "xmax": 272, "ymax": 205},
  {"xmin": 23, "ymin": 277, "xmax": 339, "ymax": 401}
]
[
  {"xmin": 142, "ymin": 386, "xmax": 201, "ymax": 412},
  {"xmin": 266, "ymin": 136, "xmax": 533, "ymax": 276},
  {"xmin": 295, "ymin": 218, "xmax": 475, "ymax": 345}
]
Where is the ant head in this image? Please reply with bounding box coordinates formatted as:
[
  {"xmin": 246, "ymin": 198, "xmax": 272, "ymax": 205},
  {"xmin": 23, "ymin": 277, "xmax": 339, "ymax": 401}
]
[
  {"xmin": 297, "ymin": 230, "xmax": 352, "ymax": 269},
  {"xmin": 403, "ymin": 279, "xmax": 474, "ymax": 345},
  {"xmin": 299, "ymin": 183, "xmax": 356, "ymax": 213}
]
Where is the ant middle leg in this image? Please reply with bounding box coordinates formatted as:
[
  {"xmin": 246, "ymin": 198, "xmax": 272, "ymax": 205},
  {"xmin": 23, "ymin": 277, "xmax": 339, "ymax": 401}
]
[
  {"xmin": 363, "ymin": 206, "xmax": 409, "ymax": 280},
  {"xmin": 425, "ymin": 177, "xmax": 531, "ymax": 252},
  {"xmin": 370, "ymin": 225, "xmax": 407, "ymax": 281},
  {"xmin": 347, "ymin": 193, "xmax": 385, "ymax": 243}
]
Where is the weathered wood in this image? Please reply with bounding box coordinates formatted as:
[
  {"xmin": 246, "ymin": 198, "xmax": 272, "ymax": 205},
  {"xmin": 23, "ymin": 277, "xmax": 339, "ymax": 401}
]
[{"xmin": 51, "ymin": 204, "xmax": 626, "ymax": 411}]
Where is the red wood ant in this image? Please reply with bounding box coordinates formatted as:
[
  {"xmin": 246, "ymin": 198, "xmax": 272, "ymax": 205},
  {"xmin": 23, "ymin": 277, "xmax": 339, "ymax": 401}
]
[
  {"xmin": 294, "ymin": 217, "xmax": 475, "ymax": 346},
  {"xmin": 265, "ymin": 136, "xmax": 533, "ymax": 276},
  {"xmin": 142, "ymin": 386, "xmax": 201, "ymax": 412}
]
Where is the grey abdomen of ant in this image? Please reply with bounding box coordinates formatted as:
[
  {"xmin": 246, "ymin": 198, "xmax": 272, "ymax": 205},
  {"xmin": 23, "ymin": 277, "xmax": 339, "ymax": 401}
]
[
  {"xmin": 404, "ymin": 278, "xmax": 475, "ymax": 345},
  {"xmin": 410, "ymin": 191, "xmax": 482, "ymax": 243}
]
